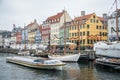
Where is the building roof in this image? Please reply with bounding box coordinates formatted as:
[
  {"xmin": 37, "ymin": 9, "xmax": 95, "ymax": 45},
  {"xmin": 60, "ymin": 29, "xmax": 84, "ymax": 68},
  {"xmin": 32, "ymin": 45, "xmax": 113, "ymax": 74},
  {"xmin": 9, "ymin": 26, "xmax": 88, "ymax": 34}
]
[
  {"xmin": 27, "ymin": 22, "xmax": 34, "ymax": 27},
  {"xmin": 98, "ymin": 17, "xmax": 106, "ymax": 21},
  {"xmin": 27, "ymin": 19, "xmax": 38, "ymax": 27},
  {"xmin": 74, "ymin": 13, "xmax": 94, "ymax": 21},
  {"xmin": 46, "ymin": 11, "xmax": 64, "ymax": 21}
]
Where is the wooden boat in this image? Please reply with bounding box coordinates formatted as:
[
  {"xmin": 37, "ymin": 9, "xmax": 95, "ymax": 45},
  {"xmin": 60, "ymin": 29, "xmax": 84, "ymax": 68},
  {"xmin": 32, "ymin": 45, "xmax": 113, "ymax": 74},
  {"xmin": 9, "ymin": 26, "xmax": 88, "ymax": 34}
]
[
  {"xmin": 6, "ymin": 56, "xmax": 66, "ymax": 70},
  {"xmin": 95, "ymin": 57, "xmax": 120, "ymax": 70},
  {"xmin": 48, "ymin": 53, "xmax": 81, "ymax": 62},
  {"xmin": 17, "ymin": 50, "xmax": 30, "ymax": 56}
]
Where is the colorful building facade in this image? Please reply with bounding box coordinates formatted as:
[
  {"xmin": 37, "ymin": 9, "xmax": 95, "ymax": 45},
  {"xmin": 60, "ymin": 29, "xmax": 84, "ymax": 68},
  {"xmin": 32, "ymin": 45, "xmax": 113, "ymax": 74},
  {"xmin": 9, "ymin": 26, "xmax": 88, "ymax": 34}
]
[
  {"xmin": 44, "ymin": 10, "xmax": 71, "ymax": 46},
  {"xmin": 69, "ymin": 12, "xmax": 108, "ymax": 48},
  {"xmin": 27, "ymin": 19, "xmax": 39, "ymax": 44}
]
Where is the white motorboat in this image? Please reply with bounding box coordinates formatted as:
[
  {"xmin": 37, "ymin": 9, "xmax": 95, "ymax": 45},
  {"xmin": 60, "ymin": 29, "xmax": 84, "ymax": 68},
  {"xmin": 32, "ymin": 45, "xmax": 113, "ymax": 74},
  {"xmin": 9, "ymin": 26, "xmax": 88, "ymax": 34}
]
[
  {"xmin": 6, "ymin": 56, "xmax": 66, "ymax": 70},
  {"xmin": 94, "ymin": 41, "xmax": 120, "ymax": 58},
  {"xmin": 94, "ymin": 0, "xmax": 120, "ymax": 58},
  {"xmin": 48, "ymin": 53, "xmax": 81, "ymax": 62}
]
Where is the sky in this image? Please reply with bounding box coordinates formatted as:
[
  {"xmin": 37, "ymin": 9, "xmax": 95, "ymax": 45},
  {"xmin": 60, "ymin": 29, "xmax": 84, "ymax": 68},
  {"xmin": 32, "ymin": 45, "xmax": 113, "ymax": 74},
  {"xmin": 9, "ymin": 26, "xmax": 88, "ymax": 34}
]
[{"xmin": 0, "ymin": 0, "xmax": 120, "ymax": 31}]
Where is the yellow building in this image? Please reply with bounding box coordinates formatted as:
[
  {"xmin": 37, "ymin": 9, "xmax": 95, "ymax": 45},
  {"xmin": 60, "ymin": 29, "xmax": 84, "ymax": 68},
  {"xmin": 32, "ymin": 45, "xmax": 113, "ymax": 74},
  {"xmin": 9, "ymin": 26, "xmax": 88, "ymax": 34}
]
[
  {"xmin": 27, "ymin": 19, "xmax": 39, "ymax": 44},
  {"xmin": 69, "ymin": 13, "xmax": 108, "ymax": 48}
]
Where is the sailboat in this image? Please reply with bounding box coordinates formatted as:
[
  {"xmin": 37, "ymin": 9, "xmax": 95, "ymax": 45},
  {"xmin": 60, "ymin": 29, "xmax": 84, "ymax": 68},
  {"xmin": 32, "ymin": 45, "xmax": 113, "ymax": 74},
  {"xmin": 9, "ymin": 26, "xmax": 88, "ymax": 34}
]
[
  {"xmin": 48, "ymin": 10, "xmax": 80, "ymax": 62},
  {"xmin": 94, "ymin": 0, "xmax": 120, "ymax": 58}
]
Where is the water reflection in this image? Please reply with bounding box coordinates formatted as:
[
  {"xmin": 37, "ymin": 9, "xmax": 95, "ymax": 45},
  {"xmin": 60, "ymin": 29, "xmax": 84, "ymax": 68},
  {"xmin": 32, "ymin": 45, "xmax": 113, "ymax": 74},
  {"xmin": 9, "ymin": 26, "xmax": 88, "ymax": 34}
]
[{"xmin": 0, "ymin": 53, "xmax": 120, "ymax": 80}]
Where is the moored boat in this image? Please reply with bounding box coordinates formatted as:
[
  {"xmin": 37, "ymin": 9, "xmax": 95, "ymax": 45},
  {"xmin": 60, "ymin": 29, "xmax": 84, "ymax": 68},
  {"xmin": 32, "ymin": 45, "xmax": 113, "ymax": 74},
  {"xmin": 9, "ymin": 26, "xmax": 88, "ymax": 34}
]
[
  {"xmin": 48, "ymin": 53, "xmax": 81, "ymax": 62},
  {"xmin": 17, "ymin": 50, "xmax": 30, "ymax": 56},
  {"xmin": 94, "ymin": 41, "xmax": 120, "ymax": 58},
  {"xmin": 6, "ymin": 56, "xmax": 66, "ymax": 70},
  {"xmin": 95, "ymin": 57, "xmax": 120, "ymax": 70}
]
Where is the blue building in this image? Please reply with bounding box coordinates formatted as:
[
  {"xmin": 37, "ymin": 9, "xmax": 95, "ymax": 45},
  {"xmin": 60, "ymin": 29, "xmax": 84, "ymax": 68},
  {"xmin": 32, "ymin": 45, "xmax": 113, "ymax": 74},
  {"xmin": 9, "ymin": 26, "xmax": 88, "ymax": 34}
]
[
  {"xmin": 22, "ymin": 26, "xmax": 28, "ymax": 44},
  {"xmin": 35, "ymin": 29, "xmax": 41, "ymax": 44}
]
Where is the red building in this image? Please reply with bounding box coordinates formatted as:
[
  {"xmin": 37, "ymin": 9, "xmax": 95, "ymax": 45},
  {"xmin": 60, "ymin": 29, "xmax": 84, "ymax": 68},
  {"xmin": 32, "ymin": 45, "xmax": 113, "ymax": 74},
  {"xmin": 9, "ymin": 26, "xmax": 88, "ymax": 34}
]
[
  {"xmin": 41, "ymin": 23, "xmax": 50, "ymax": 45},
  {"xmin": 16, "ymin": 31, "xmax": 22, "ymax": 44}
]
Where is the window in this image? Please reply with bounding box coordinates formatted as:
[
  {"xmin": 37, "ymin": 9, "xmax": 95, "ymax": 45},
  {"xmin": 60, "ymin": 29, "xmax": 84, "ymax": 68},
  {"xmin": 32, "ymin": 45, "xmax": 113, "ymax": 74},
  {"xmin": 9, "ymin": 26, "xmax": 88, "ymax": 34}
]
[
  {"xmin": 90, "ymin": 19, "xmax": 92, "ymax": 23},
  {"xmin": 74, "ymin": 26, "xmax": 76, "ymax": 30},
  {"xmin": 96, "ymin": 25, "xmax": 98, "ymax": 29},
  {"xmin": 100, "ymin": 26, "xmax": 101, "ymax": 30},
  {"xmin": 72, "ymin": 33, "xmax": 74, "ymax": 36},
  {"xmin": 80, "ymin": 25, "xmax": 82, "ymax": 29},
  {"xmin": 87, "ymin": 31, "xmax": 89, "ymax": 36},
  {"xmin": 96, "ymin": 20, "xmax": 98, "ymax": 23},
  {"xmin": 75, "ymin": 33, "xmax": 77, "ymax": 36},
  {"xmin": 87, "ymin": 25, "xmax": 89, "ymax": 29},
  {"xmin": 87, "ymin": 39, "xmax": 89, "ymax": 44},
  {"xmin": 80, "ymin": 32, "xmax": 82, "ymax": 36},
  {"xmin": 111, "ymin": 21, "xmax": 114, "ymax": 24},
  {"xmin": 83, "ymin": 39, "xmax": 85, "ymax": 44},
  {"xmin": 83, "ymin": 32, "xmax": 85, "ymax": 36}
]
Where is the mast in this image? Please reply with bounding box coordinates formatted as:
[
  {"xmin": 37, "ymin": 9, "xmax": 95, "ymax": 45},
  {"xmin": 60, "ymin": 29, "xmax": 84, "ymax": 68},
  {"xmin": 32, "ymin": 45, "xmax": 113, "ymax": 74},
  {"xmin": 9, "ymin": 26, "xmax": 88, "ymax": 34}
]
[
  {"xmin": 64, "ymin": 10, "xmax": 66, "ymax": 54},
  {"xmin": 78, "ymin": 24, "xmax": 80, "ymax": 53},
  {"xmin": 115, "ymin": 0, "xmax": 119, "ymax": 42},
  {"xmin": 24, "ymin": 25, "xmax": 26, "ymax": 49}
]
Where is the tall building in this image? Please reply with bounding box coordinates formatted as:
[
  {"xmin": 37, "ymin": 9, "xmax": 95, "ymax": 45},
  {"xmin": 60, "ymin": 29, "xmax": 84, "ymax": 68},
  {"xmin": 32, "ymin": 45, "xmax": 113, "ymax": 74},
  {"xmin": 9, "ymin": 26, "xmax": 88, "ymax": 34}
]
[
  {"xmin": 42, "ymin": 10, "xmax": 72, "ymax": 46},
  {"xmin": 108, "ymin": 9, "xmax": 120, "ymax": 41},
  {"xmin": 11, "ymin": 24, "xmax": 21, "ymax": 48},
  {"xmin": 68, "ymin": 12, "xmax": 108, "ymax": 48},
  {"xmin": 27, "ymin": 19, "xmax": 39, "ymax": 44}
]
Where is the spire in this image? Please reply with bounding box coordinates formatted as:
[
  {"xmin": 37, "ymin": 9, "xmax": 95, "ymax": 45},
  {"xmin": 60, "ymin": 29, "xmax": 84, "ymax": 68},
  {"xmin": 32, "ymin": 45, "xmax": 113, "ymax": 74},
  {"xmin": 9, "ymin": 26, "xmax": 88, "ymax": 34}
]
[
  {"xmin": 13, "ymin": 24, "xmax": 16, "ymax": 28},
  {"xmin": 34, "ymin": 19, "xmax": 37, "ymax": 23}
]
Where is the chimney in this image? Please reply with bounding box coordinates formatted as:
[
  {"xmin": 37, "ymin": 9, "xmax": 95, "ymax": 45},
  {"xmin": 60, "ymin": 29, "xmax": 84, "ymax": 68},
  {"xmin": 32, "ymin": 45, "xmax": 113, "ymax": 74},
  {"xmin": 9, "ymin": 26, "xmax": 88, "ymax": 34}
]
[
  {"xmin": 34, "ymin": 19, "xmax": 37, "ymax": 23},
  {"xmin": 81, "ymin": 11, "xmax": 85, "ymax": 16},
  {"xmin": 103, "ymin": 13, "xmax": 107, "ymax": 19},
  {"xmin": 13, "ymin": 24, "xmax": 16, "ymax": 28}
]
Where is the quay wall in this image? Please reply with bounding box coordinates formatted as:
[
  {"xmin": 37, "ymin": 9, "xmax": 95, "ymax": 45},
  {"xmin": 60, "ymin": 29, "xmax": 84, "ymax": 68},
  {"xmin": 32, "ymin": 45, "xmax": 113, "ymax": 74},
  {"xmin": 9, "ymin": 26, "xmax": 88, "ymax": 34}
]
[{"xmin": 0, "ymin": 48, "xmax": 96, "ymax": 60}]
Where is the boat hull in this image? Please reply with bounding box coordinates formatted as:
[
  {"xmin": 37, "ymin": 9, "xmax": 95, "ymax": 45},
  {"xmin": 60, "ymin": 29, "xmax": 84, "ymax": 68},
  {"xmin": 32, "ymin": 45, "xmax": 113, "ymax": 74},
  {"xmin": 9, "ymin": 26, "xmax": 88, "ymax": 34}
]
[
  {"xmin": 6, "ymin": 57, "xmax": 66, "ymax": 70},
  {"xmin": 96, "ymin": 48, "xmax": 120, "ymax": 58},
  {"xmin": 95, "ymin": 58, "xmax": 120, "ymax": 70},
  {"xmin": 48, "ymin": 53, "xmax": 80, "ymax": 62}
]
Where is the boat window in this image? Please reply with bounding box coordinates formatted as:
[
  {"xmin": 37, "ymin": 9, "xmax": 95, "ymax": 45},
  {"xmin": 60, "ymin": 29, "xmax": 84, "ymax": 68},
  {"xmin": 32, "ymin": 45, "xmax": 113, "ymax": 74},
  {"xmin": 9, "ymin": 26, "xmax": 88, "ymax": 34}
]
[{"xmin": 34, "ymin": 59, "xmax": 44, "ymax": 63}]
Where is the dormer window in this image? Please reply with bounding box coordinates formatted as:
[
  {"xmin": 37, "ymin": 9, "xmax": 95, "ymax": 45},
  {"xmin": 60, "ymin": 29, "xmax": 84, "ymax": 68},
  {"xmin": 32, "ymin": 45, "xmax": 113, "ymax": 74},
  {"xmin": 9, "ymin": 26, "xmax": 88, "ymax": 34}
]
[
  {"xmin": 93, "ymin": 15, "xmax": 95, "ymax": 18},
  {"xmin": 82, "ymin": 19, "xmax": 86, "ymax": 23}
]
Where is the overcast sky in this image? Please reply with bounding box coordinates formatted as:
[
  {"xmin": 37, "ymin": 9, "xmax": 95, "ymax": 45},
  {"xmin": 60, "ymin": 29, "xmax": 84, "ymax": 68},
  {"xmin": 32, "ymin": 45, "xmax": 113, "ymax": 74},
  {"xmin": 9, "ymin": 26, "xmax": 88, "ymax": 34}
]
[{"xmin": 0, "ymin": 0, "xmax": 120, "ymax": 31}]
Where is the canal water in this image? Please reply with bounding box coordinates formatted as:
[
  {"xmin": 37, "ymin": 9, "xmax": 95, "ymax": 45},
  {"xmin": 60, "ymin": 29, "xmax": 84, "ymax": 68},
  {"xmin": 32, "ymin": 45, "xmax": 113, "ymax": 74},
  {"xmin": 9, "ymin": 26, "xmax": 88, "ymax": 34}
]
[{"xmin": 0, "ymin": 53, "xmax": 120, "ymax": 80}]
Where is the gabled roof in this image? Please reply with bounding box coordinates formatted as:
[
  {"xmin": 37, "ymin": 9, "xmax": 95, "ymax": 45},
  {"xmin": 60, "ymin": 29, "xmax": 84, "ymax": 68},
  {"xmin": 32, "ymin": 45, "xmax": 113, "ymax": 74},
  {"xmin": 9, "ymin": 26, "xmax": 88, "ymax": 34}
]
[
  {"xmin": 98, "ymin": 17, "xmax": 106, "ymax": 21},
  {"xmin": 27, "ymin": 22, "xmax": 34, "ymax": 27},
  {"xmin": 46, "ymin": 11, "xmax": 64, "ymax": 21},
  {"xmin": 74, "ymin": 13, "xmax": 94, "ymax": 21},
  {"xmin": 27, "ymin": 19, "xmax": 38, "ymax": 27}
]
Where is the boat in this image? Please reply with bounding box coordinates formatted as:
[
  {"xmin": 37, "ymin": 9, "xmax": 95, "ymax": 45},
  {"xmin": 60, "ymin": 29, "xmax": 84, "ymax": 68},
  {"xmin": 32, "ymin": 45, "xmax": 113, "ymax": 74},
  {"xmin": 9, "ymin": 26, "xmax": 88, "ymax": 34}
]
[
  {"xmin": 48, "ymin": 10, "xmax": 81, "ymax": 62},
  {"xmin": 94, "ymin": 41, "xmax": 120, "ymax": 58},
  {"xmin": 94, "ymin": 0, "xmax": 120, "ymax": 58},
  {"xmin": 48, "ymin": 53, "xmax": 81, "ymax": 62},
  {"xmin": 96, "ymin": 57, "xmax": 120, "ymax": 70},
  {"xmin": 6, "ymin": 56, "xmax": 66, "ymax": 70},
  {"xmin": 17, "ymin": 50, "xmax": 30, "ymax": 56}
]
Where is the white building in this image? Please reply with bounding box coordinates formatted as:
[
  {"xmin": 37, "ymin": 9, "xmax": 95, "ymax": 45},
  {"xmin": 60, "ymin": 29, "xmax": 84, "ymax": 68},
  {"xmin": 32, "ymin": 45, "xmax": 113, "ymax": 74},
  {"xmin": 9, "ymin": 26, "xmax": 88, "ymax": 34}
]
[
  {"xmin": 108, "ymin": 9, "xmax": 120, "ymax": 41},
  {"xmin": 45, "ymin": 10, "xmax": 72, "ymax": 45}
]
